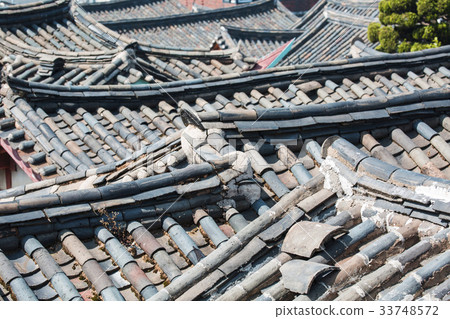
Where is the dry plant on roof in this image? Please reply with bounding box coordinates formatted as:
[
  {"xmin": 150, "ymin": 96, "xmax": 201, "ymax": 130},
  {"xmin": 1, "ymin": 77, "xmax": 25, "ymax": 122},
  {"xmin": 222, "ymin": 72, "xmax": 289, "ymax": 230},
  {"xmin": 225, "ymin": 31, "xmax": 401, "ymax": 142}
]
[{"xmin": 97, "ymin": 208, "xmax": 134, "ymax": 247}]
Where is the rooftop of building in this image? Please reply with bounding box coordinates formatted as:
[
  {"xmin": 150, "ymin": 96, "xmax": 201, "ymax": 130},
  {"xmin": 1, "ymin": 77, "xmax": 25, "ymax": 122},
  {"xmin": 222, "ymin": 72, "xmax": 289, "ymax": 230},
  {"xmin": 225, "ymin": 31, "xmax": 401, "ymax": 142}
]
[{"xmin": 0, "ymin": 0, "xmax": 448, "ymax": 302}]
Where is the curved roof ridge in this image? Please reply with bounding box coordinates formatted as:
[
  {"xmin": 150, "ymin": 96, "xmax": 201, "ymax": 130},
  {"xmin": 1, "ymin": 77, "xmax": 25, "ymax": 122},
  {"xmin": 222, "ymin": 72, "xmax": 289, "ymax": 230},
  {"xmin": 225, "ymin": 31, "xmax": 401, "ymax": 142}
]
[
  {"xmin": 81, "ymin": 0, "xmax": 171, "ymax": 10},
  {"xmin": 290, "ymin": 0, "xmax": 327, "ymax": 30},
  {"xmin": 138, "ymin": 45, "xmax": 239, "ymax": 58},
  {"xmin": 73, "ymin": 4, "xmax": 246, "ymax": 72},
  {"xmin": 0, "ymin": 0, "xmax": 69, "ymax": 25},
  {"xmin": 328, "ymin": 0, "xmax": 380, "ymax": 9},
  {"xmin": 222, "ymin": 25, "xmax": 304, "ymax": 38},
  {"xmin": 101, "ymin": 0, "xmax": 297, "ymax": 29},
  {"xmin": 352, "ymin": 38, "xmax": 386, "ymax": 56},
  {"xmin": 218, "ymin": 24, "xmax": 303, "ymax": 59},
  {"xmin": 279, "ymin": 0, "xmax": 382, "ymax": 65},
  {"xmin": 323, "ymin": 136, "xmax": 450, "ymax": 190},
  {"xmin": 0, "ymin": 1, "xmax": 134, "ymax": 61},
  {"xmin": 0, "ymin": 0, "xmax": 64, "ymax": 12},
  {"xmin": 6, "ymin": 44, "xmax": 450, "ymax": 99},
  {"xmin": 71, "ymin": 3, "xmax": 134, "ymax": 46},
  {"xmin": 325, "ymin": 6, "xmax": 378, "ymax": 27},
  {"xmin": 80, "ymin": 0, "xmax": 191, "ymax": 22}
]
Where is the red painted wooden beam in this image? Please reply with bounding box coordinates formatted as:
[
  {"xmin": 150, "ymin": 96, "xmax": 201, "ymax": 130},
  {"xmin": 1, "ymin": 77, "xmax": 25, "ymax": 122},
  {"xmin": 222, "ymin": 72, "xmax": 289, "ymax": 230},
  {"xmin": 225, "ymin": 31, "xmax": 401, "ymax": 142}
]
[{"xmin": 0, "ymin": 138, "xmax": 42, "ymax": 183}]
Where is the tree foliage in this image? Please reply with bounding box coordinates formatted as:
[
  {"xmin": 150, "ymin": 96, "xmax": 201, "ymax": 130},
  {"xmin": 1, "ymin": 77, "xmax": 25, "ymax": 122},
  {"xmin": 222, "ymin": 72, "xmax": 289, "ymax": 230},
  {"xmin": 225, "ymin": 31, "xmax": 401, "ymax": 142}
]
[{"xmin": 368, "ymin": 0, "xmax": 449, "ymax": 52}]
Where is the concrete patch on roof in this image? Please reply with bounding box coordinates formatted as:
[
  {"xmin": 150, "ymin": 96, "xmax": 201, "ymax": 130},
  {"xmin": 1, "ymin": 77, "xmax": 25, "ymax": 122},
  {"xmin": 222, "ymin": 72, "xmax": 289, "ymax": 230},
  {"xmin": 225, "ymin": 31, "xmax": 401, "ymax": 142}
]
[{"xmin": 415, "ymin": 184, "xmax": 450, "ymax": 202}]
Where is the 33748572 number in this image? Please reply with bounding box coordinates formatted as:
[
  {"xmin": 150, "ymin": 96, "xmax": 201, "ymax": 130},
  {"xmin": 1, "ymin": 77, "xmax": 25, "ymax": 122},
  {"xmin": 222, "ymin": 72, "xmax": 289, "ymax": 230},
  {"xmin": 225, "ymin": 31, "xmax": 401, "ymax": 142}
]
[{"xmin": 379, "ymin": 305, "xmax": 438, "ymax": 316}]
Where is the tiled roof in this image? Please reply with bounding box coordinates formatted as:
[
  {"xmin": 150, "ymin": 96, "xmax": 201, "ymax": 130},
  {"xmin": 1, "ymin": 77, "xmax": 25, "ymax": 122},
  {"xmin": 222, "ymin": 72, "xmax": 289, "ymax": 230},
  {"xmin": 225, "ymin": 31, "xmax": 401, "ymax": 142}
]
[
  {"xmin": 0, "ymin": 0, "xmax": 449, "ymax": 303},
  {"xmin": 217, "ymin": 26, "xmax": 303, "ymax": 59},
  {"xmin": 278, "ymin": 0, "xmax": 379, "ymax": 65},
  {"xmin": 0, "ymin": 0, "xmax": 127, "ymax": 55},
  {"xmin": 95, "ymin": 0, "xmax": 299, "ymax": 50},
  {"xmin": 1, "ymin": 116, "xmax": 449, "ymax": 300},
  {"xmin": 79, "ymin": 0, "xmax": 379, "ymax": 66},
  {"xmin": 0, "ymin": 0, "xmax": 253, "ymax": 86},
  {"xmin": 82, "ymin": 0, "xmax": 191, "ymax": 21}
]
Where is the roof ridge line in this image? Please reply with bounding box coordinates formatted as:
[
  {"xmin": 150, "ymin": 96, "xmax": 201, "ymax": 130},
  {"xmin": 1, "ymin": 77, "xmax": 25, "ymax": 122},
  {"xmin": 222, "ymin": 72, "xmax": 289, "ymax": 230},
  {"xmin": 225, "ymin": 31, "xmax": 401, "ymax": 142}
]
[
  {"xmin": 6, "ymin": 45, "xmax": 450, "ymax": 99},
  {"xmin": 81, "ymin": 0, "xmax": 170, "ymax": 10},
  {"xmin": 325, "ymin": 7, "xmax": 378, "ymax": 27},
  {"xmin": 222, "ymin": 25, "xmax": 304, "ymax": 38},
  {"xmin": 101, "ymin": 0, "xmax": 290, "ymax": 29}
]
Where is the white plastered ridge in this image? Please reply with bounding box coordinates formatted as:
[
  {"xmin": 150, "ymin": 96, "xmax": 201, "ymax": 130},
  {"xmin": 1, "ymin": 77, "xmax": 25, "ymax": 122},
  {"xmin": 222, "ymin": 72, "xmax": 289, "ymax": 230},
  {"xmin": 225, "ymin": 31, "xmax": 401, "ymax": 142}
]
[{"xmin": 320, "ymin": 156, "xmax": 354, "ymax": 196}]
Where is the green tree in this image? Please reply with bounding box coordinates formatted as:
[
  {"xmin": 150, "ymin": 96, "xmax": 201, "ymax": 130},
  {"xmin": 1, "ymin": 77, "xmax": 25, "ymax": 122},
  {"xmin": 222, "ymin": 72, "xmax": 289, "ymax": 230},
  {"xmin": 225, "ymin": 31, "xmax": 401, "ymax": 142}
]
[{"xmin": 368, "ymin": 0, "xmax": 449, "ymax": 52}]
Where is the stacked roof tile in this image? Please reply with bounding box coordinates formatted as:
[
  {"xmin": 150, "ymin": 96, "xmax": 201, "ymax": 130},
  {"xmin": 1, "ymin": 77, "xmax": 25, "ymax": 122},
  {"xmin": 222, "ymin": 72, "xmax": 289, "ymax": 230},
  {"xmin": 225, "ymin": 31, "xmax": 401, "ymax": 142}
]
[
  {"xmin": 0, "ymin": 0, "xmax": 252, "ymax": 86},
  {"xmin": 86, "ymin": 0, "xmax": 299, "ymax": 50},
  {"xmin": 80, "ymin": 0, "xmax": 379, "ymax": 66},
  {"xmin": 220, "ymin": 0, "xmax": 380, "ymax": 64},
  {"xmin": 82, "ymin": 0, "xmax": 190, "ymax": 21},
  {"xmin": 0, "ymin": 0, "xmax": 449, "ymax": 303},
  {"xmin": 217, "ymin": 26, "xmax": 303, "ymax": 59},
  {"xmin": 278, "ymin": 0, "xmax": 379, "ymax": 65}
]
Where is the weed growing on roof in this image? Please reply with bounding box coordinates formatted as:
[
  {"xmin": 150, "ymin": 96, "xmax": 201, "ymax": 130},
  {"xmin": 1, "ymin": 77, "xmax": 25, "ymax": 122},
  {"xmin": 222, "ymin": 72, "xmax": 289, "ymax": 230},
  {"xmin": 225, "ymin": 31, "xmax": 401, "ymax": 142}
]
[
  {"xmin": 0, "ymin": 278, "xmax": 14, "ymax": 300},
  {"xmin": 165, "ymin": 232, "xmax": 191, "ymax": 264},
  {"xmin": 91, "ymin": 291, "xmax": 101, "ymax": 301},
  {"xmin": 97, "ymin": 208, "xmax": 133, "ymax": 247}
]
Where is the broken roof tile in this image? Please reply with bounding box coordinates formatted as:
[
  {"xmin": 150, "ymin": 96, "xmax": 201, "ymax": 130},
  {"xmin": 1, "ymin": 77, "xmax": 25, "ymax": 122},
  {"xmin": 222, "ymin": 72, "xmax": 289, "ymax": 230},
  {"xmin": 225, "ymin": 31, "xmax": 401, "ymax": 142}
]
[
  {"xmin": 281, "ymin": 221, "xmax": 346, "ymax": 258},
  {"xmin": 280, "ymin": 259, "xmax": 338, "ymax": 294}
]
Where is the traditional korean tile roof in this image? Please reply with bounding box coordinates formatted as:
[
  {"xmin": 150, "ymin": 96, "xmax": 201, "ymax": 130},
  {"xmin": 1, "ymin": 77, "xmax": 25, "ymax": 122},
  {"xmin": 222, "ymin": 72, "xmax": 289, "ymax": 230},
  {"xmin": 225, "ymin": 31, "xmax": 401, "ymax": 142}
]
[
  {"xmin": 0, "ymin": 0, "xmax": 449, "ymax": 303},
  {"xmin": 2, "ymin": 38, "xmax": 450, "ymax": 181},
  {"xmin": 216, "ymin": 26, "xmax": 303, "ymax": 59},
  {"xmin": 79, "ymin": 0, "xmax": 379, "ymax": 66},
  {"xmin": 1, "ymin": 115, "xmax": 449, "ymax": 300},
  {"xmin": 93, "ymin": 0, "xmax": 299, "ymax": 50},
  {"xmin": 278, "ymin": 0, "xmax": 379, "ymax": 65},
  {"xmin": 81, "ymin": 0, "xmax": 190, "ymax": 21},
  {"xmin": 0, "ymin": 0, "xmax": 252, "ymax": 86}
]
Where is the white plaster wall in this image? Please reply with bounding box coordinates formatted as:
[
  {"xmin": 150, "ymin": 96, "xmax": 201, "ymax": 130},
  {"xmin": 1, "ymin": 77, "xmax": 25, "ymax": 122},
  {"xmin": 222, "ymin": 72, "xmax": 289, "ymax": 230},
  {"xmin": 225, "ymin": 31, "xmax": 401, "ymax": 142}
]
[
  {"xmin": 11, "ymin": 165, "xmax": 33, "ymax": 188},
  {"xmin": 0, "ymin": 170, "xmax": 6, "ymax": 190},
  {"xmin": 0, "ymin": 164, "xmax": 33, "ymax": 190}
]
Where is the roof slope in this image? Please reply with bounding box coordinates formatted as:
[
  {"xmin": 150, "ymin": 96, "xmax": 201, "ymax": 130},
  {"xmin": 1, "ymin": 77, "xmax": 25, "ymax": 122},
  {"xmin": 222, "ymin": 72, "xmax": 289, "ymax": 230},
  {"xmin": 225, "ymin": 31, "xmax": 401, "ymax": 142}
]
[
  {"xmin": 0, "ymin": 0, "xmax": 253, "ymax": 86},
  {"xmin": 96, "ymin": 0, "xmax": 299, "ymax": 50},
  {"xmin": 0, "ymin": 0, "xmax": 449, "ymax": 304},
  {"xmin": 82, "ymin": 0, "xmax": 190, "ymax": 21},
  {"xmin": 217, "ymin": 26, "xmax": 303, "ymax": 59},
  {"xmin": 1, "ymin": 110, "xmax": 449, "ymax": 300},
  {"xmin": 278, "ymin": 0, "xmax": 379, "ymax": 65}
]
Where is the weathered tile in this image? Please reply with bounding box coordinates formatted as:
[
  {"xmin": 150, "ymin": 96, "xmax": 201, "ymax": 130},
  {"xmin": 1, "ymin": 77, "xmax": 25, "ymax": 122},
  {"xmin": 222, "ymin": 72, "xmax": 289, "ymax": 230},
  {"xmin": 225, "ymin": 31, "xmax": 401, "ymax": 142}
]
[
  {"xmin": 155, "ymin": 234, "xmax": 175, "ymax": 254},
  {"xmin": 70, "ymin": 277, "xmax": 89, "ymax": 291},
  {"xmin": 84, "ymin": 241, "xmax": 110, "ymax": 262},
  {"xmin": 109, "ymin": 271, "xmax": 131, "ymax": 290},
  {"xmin": 61, "ymin": 261, "xmax": 83, "ymax": 279},
  {"xmin": 199, "ymin": 245, "xmax": 214, "ymax": 257},
  {"xmin": 8, "ymin": 251, "xmax": 39, "ymax": 276},
  {"xmin": 79, "ymin": 289, "xmax": 96, "ymax": 301},
  {"xmin": 135, "ymin": 256, "xmax": 155, "ymax": 272},
  {"xmin": 23, "ymin": 271, "xmax": 48, "ymax": 289},
  {"xmin": 120, "ymin": 288, "xmax": 140, "ymax": 301},
  {"xmin": 282, "ymin": 221, "xmax": 346, "ymax": 258},
  {"xmin": 33, "ymin": 284, "xmax": 58, "ymax": 301},
  {"xmin": 280, "ymin": 260, "xmax": 338, "ymax": 294},
  {"xmin": 99, "ymin": 258, "xmax": 119, "ymax": 275},
  {"xmin": 51, "ymin": 247, "xmax": 75, "ymax": 267},
  {"xmin": 277, "ymin": 170, "xmax": 299, "ymax": 189},
  {"xmin": 169, "ymin": 252, "xmax": 190, "ymax": 270},
  {"xmin": 145, "ymin": 270, "xmax": 164, "ymax": 286},
  {"xmin": 187, "ymin": 228, "xmax": 208, "ymax": 248}
]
